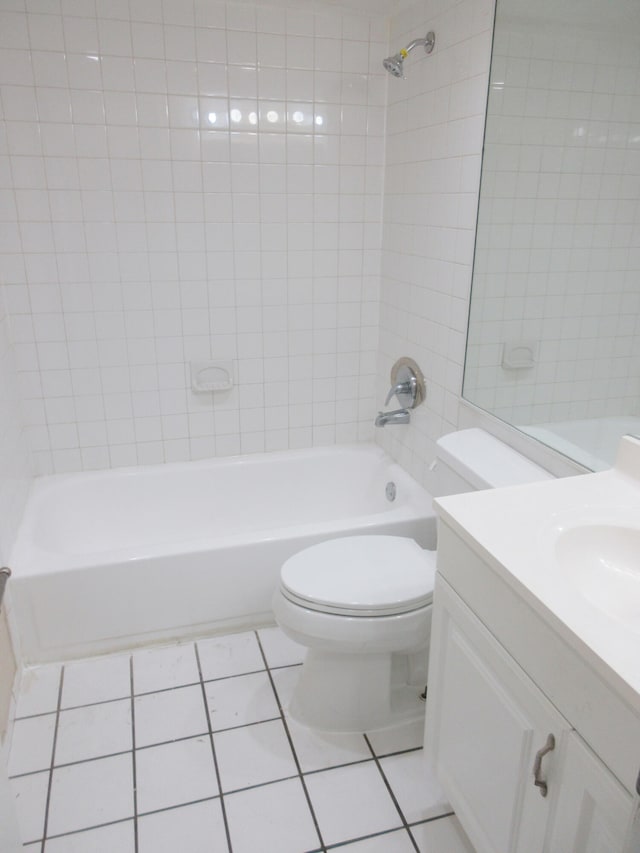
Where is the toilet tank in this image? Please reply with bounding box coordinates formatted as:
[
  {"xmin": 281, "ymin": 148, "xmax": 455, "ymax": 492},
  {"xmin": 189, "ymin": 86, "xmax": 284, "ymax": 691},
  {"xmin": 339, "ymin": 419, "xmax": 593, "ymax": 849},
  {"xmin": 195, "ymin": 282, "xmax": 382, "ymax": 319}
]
[{"xmin": 431, "ymin": 428, "xmax": 553, "ymax": 497}]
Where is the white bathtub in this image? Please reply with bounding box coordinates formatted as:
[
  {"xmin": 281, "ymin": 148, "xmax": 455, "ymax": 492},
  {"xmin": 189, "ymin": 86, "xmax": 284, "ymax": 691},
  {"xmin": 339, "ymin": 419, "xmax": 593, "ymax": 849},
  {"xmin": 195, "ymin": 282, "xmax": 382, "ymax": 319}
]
[
  {"xmin": 520, "ymin": 416, "xmax": 640, "ymax": 471},
  {"xmin": 9, "ymin": 444, "xmax": 435, "ymax": 663}
]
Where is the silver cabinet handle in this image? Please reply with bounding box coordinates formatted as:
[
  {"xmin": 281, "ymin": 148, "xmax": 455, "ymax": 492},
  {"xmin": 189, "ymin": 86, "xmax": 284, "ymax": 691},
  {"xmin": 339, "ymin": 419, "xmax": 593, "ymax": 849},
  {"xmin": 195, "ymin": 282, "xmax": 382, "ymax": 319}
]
[
  {"xmin": 0, "ymin": 567, "xmax": 11, "ymax": 611},
  {"xmin": 533, "ymin": 733, "xmax": 555, "ymax": 797}
]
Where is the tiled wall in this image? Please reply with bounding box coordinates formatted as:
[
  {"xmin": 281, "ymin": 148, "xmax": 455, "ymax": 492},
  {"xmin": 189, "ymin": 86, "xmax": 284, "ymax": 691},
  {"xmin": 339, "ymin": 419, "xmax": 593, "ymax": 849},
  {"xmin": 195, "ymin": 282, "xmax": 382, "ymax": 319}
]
[
  {"xmin": 465, "ymin": 12, "xmax": 640, "ymax": 426},
  {"xmin": 375, "ymin": 0, "xmax": 494, "ymax": 486},
  {"xmin": 0, "ymin": 0, "xmax": 388, "ymax": 474}
]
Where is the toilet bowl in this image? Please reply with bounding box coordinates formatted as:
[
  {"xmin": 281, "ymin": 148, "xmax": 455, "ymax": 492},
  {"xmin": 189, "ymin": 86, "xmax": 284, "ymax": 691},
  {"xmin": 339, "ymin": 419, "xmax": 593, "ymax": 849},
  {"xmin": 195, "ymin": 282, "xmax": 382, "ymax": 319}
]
[{"xmin": 273, "ymin": 429, "xmax": 553, "ymax": 732}]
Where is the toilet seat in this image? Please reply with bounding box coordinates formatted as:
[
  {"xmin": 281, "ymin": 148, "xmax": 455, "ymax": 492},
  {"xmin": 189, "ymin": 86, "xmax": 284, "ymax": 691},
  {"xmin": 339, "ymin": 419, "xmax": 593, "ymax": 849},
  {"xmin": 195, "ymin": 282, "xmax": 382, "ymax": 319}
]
[{"xmin": 280, "ymin": 535, "xmax": 436, "ymax": 618}]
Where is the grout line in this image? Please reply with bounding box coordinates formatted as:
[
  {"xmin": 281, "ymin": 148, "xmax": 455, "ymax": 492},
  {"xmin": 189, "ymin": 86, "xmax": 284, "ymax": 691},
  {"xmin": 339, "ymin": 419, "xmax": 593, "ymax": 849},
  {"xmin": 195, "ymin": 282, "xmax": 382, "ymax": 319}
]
[
  {"xmin": 194, "ymin": 642, "xmax": 233, "ymax": 853},
  {"xmin": 363, "ymin": 733, "xmax": 421, "ymax": 853},
  {"xmin": 409, "ymin": 811, "xmax": 455, "ymax": 827},
  {"xmin": 255, "ymin": 631, "xmax": 327, "ymax": 853},
  {"xmin": 39, "ymin": 666, "xmax": 65, "ymax": 852},
  {"xmin": 129, "ymin": 656, "xmax": 139, "ymax": 853},
  {"xmin": 324, "ymin": 824, "xmax": 411, "ymax": 849},
  {"xmin": 42, "ymin": 816, "xmax": 135, "ymax": 843}
]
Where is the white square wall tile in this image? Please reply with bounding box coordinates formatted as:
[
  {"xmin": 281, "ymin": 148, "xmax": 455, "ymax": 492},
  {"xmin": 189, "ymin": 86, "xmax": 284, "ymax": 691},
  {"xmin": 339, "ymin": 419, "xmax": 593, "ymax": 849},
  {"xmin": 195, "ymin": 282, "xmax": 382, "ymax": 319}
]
[
  {"xmin": 214, "ymin": 719, "xmax": 297, "ymax": 793},
  {"xmin": 138, "ymin": 799, "xmax": 228, "ymax": 853},
  {"xmin": 43, "ymin": 820, "xmax": 136, "ymax": 853},
  {"xmin": 15, "ymin": 664, "xmax": 61, "ymax": 717},
  {"xmin": 135, "ymin": 736, "xmax": 219, "ymax": 814},
  {"xmin": 55, "ymin": 699, "xmax": 132, "ymax": 765},
  {"xmin": 305, "ymin": 761, "xmax": 403, "ymax": 846},
  {"xmin": 204, "ymin": 671, "xmax": 280, "ymax": 731},
  {"xmin": 132, "ymin": 642, "xmax": 200, "ymax": 693},
  {"xmin": 257, "ymin": 626, "xmax": 306, "ymax": 668},
  {"xmin": 8, "ymin": 714, "xmax": 56, "ymax": 776},
  {"xmin": 47, "ymin": 753, "xmax": 134, "ymax": 837},
  {"xmin": 134, "ymin": 684, "xmax": 208, "ymax": 747},
  {"xmin": 225, "ymin": 777, "xmax": 321, "ymax": 853},
  {"xmin": 197, "ymin": 630, "xmax": 265, "ymax": 680},
  {"xmin": 61, "ymin": 654, "xmax": 131, "ymax": 708},
  {"xmin": 379, "ymin": 751, "xmax": 450, "ymax": 824}
]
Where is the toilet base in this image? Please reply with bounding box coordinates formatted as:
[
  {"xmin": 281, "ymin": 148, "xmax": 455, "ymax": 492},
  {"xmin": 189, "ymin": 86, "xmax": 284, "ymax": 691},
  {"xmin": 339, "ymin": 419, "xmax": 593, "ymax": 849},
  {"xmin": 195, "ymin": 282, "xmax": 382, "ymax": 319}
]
[{"xmin": 288, "ymin": 648, "xmax": 426, "ymax": 733}]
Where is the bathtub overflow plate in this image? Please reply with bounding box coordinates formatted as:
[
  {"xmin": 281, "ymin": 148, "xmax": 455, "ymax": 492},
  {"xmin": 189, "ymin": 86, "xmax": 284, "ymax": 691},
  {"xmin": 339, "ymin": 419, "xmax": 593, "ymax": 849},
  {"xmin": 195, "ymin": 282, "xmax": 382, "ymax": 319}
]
[{"xmin": 385, "ymin": 481, "xmax": 397, "ymax": 502}]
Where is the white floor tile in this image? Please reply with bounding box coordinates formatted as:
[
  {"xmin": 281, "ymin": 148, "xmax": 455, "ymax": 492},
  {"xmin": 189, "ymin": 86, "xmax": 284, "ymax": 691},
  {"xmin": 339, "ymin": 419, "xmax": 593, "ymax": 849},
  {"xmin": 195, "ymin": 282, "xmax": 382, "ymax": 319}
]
[
  {"xmin": 411, "ymin": 815, "xmax": 476, "ymax": 852},
  {"xmin": 379, "ymin": 751, "xmax": 450, "ymax": 823},
  {"xmin": 134, "ymin": 684, "xmax": 208, "ymax": 747},
  {"xmin": 132, "ymin": 642, "xmax": 200, "ymax": 694},
  {"xmin": 305, "ymin": 761, "xmax": 403, "ymax": 846},
  {"xmin": 215, "ymin": 719, "xmax": 297, "ymax": 792},
  {"xmin": 257, "ymin": 626, "xmax": 306, "ymax": 668},
  {"xmin": 55, "ymin": 699, "xmax": 132, "ymax": 765},
  {"xmin": 47, "ymin": 753, "xmax": 134, "ymax": 836},
  {"xmin": 11, "ymin": 771, "xmax": 49, "ymax": 844},
  {"xmin": 285, "ymin": 713, "xmax": 371, "ymax": 773},
  {"xmin": 204, "ymin": 671, "xmax": 279, "ymax": 731},
  {"xmin": 225, "ymin": 777, "xmax": 321, "ymax": 853},
  {"xmin": 8, "ymin": 714, "xmax": 56, "ymax": 776},
  {"xmin": 135, "ymin": 735, "xmax": 218, "ymax": 814},
  {"xmin": 61, "ymin": 654, "xmax": 131, "ymax": 708},
  {"xmin": 366, "ymin": 717, "xmax": 425, "ymax": 757},
  {"xmin": 15, "ymin": 665, "xmax": 61, "ymax": 718},
  {"xmin": 138, "ymin": 798, "xmax": 228, "ymax": 853},
  {"xmin": 197, "ymin": 631, "xmax": 264, "ymax": 680},
  {"xmin": 270, "ymin": 665, "xmax": 301, "ymax": 710},
  {"xmin": 44, "ymin": 820, "xmax": 136, "ymax": 853},
  {"xmin": 336, "ymin": 828, "xmax": 417, "ymax": 851}
]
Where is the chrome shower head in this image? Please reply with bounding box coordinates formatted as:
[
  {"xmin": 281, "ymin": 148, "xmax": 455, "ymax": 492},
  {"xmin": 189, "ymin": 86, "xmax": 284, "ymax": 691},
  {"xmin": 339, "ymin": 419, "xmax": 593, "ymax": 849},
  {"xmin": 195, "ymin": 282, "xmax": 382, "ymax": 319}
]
[
  {"xmin": 383, "ymin": 52, "xmax": 405, "ymax": 78},
  {"xmin": 383, "ymin": 31, "xmax": 436, "ymax": 78}
]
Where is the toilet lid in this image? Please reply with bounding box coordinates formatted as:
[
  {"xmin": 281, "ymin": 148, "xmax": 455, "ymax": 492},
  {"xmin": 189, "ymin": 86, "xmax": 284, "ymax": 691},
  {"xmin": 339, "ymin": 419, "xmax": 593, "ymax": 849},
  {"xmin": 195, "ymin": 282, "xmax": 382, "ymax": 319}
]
[{"xmin": 280, "ymin": 535, "xmax": 436, "ymax": 617}]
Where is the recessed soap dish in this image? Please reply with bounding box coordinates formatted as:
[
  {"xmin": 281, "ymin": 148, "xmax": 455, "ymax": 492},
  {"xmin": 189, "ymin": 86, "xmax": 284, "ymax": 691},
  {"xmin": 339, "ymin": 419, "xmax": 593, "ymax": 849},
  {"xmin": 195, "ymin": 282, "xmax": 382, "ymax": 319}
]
[{"xmin": 191, "ymin": 360, "xmax": 234, "ymax": 393}]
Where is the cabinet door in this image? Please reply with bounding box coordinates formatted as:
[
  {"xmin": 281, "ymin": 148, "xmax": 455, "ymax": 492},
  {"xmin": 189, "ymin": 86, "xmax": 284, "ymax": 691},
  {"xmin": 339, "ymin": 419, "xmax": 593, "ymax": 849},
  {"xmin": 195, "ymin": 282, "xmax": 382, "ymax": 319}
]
[
  {"xmin": 545, "ymin": 731, "xmax": 632, "ymax": 853},
  {"xmin": 425, "ymin": 577, "xmax": 571, "ymax": 853}
]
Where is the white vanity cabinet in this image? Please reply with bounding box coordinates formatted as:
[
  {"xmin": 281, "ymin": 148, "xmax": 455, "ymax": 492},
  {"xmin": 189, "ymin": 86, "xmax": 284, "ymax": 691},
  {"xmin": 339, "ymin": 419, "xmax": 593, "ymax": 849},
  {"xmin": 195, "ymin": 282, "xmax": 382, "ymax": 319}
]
[{"xmin": 425, "ymin": 524, "xmax": 636, "ymax": 853}]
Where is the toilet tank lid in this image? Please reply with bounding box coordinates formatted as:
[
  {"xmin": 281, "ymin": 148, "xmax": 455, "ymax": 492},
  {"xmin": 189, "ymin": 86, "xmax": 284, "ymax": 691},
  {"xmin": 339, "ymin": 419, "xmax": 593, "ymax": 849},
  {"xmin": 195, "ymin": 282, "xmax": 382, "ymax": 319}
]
[{"xmin": 435, "ymin": 428, "xmax": 554, "ymax": 490}]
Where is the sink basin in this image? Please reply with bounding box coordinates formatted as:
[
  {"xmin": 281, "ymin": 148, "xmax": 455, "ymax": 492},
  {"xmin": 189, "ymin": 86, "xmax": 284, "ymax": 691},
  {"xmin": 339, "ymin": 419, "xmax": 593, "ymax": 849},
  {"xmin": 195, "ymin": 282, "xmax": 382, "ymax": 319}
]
[{"xmin": 554, "ymin": 524, "xmax": 640, "ymax": 631}]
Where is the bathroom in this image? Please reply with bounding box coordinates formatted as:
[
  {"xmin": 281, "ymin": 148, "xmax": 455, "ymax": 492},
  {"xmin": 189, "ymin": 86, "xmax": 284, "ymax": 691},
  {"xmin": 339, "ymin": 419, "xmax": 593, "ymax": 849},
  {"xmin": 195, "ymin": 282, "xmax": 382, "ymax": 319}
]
[{"xmin": 1, "ymin": 0, "xmax": 639, "ymax": 849}]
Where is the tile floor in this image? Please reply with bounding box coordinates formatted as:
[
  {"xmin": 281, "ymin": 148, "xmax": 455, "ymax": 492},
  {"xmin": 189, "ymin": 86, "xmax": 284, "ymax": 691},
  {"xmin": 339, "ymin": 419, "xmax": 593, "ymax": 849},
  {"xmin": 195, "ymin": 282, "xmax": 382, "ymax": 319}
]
[{"xmin": 9, "ymin": 627, "xmax": 475, "ymax": 852}]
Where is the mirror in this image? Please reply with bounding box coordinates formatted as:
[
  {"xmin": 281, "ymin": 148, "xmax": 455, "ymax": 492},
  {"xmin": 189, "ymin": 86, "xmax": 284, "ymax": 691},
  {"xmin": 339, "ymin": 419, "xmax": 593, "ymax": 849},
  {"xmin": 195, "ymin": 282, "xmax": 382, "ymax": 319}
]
[{"xmin": 463, "ymin": 0, "xmax": 640, "ymax": 471}]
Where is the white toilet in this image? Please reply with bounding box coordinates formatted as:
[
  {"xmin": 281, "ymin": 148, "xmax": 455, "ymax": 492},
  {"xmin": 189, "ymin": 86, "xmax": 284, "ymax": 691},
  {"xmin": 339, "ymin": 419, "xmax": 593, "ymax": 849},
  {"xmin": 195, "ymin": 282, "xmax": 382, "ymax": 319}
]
[{"xmin": 273, "ymin": 429, "xmax": 552, "ymax": 732}]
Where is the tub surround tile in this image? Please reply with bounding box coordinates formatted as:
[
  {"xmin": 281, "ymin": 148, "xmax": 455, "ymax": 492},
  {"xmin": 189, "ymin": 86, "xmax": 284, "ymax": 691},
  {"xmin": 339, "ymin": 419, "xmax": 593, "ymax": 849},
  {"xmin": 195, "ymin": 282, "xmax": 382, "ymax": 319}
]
[
  {"xmin": 134, "ymin": 684, "xmax": 208, "ymax": 748},
  {"xmin": 137, "ymin": 800, "xmax": 228, "ymax": 853},
  {"xmin": 224, "ymin": 777, "xmax": 321, "ymax": 853},
  {"xmin": 47, "ymin": 753, "xmax": 134, "ymax": 836},
  {"xmin": 61, "ymin": 654, "xmax": 131, "ymax": 708},
  {"xmin": 257, "ymin": 626, "xmax": 306, "ymax": 668},
  {"xmin": 197, "ymin": 631, "xmax": 265, "ymax": 681},
  {"xmin": 15, "ymin": 664, "xmax": 62, "ymax": 718},
  {"xmin": 378, "ymin": 751, "xmax": 451, "ymax": 824},
  {"xmin": 9, "ymin": 629, "xmax": 464, "ymax": 851},
  {"xmin": 55, "ymin": 698, "xmax": 132, "ymax": 765},
  {"xmin": 135, "ymin": 736, "xmax": 219, "ymax": 814},
  {"xmin": 204, "ymin": 670, "xmax": 280, "ymax": 731},
  {"xmin": 8, "ymin": 713, "xmax": 56, "ymax": 776},
  {"xmin": 44, "ymin": 820, "xmax": 136, "ymax": 853},
  {"xmin": 214, "ymin": 718, "xmax": 298, "ymax": 792},
  {"xmin": 132, "ymin": 643, "xmax": 200, "ymax": 694},
  {"xmin": 304, "ymin": 761, "xmax": 404, "ymax": 846}
]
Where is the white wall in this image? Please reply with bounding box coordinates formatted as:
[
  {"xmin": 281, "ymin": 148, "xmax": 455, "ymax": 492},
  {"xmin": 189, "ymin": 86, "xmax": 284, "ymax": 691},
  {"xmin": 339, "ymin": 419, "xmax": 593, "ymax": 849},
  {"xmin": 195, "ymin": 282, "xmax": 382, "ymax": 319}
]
[
  {"xmin": 465, "ymin": 10, "xmax": 640, "ymax": 426},
  {"xmin": 375, "ymin": 0, "xmax": 495, "ymax": 487},
  {"xmin": 0, "ymin": 0, "xmax": 388, "ymax": 474}
]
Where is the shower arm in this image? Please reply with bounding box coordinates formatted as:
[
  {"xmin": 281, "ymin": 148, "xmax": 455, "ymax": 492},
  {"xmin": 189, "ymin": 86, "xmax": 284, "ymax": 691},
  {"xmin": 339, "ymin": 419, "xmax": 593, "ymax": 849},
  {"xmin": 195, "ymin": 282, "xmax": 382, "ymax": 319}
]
[{"xmin": 403, "ymin": 36, "xmax": 432, "ymax": 57}]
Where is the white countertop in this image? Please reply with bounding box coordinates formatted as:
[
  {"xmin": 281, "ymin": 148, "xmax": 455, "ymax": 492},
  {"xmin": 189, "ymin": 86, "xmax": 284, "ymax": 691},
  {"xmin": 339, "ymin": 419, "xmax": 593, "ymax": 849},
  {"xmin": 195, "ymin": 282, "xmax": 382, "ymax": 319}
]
[{"xmin": 435, "ymin": 435, "xmax": 640, "ymax": 707}]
